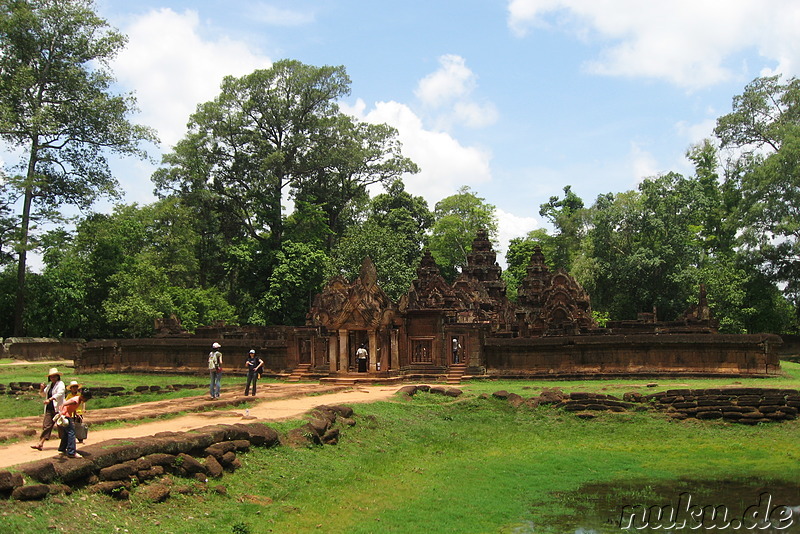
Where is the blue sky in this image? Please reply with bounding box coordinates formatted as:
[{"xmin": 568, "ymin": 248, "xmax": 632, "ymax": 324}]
[{"xmin": 82, "ymin": 1, "xmax": 800, "ymax": 260}]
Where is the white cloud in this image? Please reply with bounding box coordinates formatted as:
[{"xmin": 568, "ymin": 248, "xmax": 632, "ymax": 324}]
[
  {"xmin": 112, "ymin": 8, "xmax": 272, "ymax": 149},
  {"xmin": 496, "ymin": 208, "xmax": 540, "ymax": 267},
  {"xmin": 414, "ymin": 54, "xmax": 499, "ymax": 130},
  {"xmin": 342, "ymin": 99, "xmax": 493, "ymax": 204},
  {"xmin": 629, "ymin": 142, "xmax": 659, "ymax": 183},
  {"xmin": 453, "ymin": 101, "xmax": 500, "ymax": 129},
  {"xmin": 675, "ymin": 118, "xmax": 717, "ymax": 146},
  {"xmin": 415, "ymin": 54, "xmax": 475, "ymax": 107},
  {"xmin": 507, "ymin": 0, "xmax": 800, "ymax": 89}
]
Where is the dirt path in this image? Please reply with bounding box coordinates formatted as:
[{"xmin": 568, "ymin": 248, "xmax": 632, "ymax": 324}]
[{"xmin": 0, "ymin": 383, "xmax": 400, "ymax": 470}]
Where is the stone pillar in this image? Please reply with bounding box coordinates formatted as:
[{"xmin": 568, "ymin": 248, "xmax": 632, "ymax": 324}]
[
  {"xmin": 390, "ymin": 328, "xmax": 399, "ymax": 370},
  {"xmin": 380, "ymin": 333, "xmax": 389, "ymax": 372},
  {"xmin": 369, "ymin": 330, "xmax": 378, "ymax": 372},
  {"xmin": 328, "ymin": 335, "xmax": 338, "ymax": 373},
  {"xmin": 338, "ymin": 330, "xmax": 348, "ymax": 372}
]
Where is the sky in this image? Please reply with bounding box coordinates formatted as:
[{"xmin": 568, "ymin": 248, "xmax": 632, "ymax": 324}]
[{"xmin": 45, "ymin": 1, "xmax": 800, "ymax": 262}]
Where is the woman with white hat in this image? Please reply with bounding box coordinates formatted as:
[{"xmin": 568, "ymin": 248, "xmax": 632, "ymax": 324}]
[{"xmin": 30, "ymin": 367, "xmax": 65, "ymax": 451}]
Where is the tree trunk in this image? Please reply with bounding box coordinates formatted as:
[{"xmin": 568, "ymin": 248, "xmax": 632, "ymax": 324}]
[
  {"xmin": 13, "ymin": 146, "xmax": 37, "ymax": 336},
  {"xmin": 13, "ymin": 185, "xmax": 33, "ymax": 336}
]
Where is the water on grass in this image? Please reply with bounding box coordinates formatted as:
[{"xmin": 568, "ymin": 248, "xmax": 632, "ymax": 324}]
[{"xmin": 528, "ymin": 478, "xmax": 800, "ymax": 533}]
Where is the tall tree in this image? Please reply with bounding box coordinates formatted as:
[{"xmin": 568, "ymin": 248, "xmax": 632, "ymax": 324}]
[
  {"xmin": 427, "ymin": 186, "xmax": 498, "ymax": 281},
  {"xmin": 154, "ymin": 60, "xmax": 417, "ymax": 253},
  {"xmin": 366, "ymin": 179, "xmax": 433, "ymax": 264},
  {"xmin": 714, "ymin": 75, "xmax": 800, "ymax": 317},
  {"xmin": 0, "ymin": 0, "xmax": 156, "ymax": 335},
  {"xmin": 538, "ymin": 185, "xmax": 587, "ymax": 271}
]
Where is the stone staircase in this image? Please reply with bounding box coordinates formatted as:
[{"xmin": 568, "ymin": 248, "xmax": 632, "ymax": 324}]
[
  {"xmin": 285, "ymin": 363, "xmax": 312, "ymax": 382},
  {"xmin": 446, "ymin": 363, "xmax": 467, "ymax": 384}
]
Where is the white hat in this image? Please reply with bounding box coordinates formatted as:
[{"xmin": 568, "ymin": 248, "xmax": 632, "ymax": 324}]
[
  {"xmin": 212, "ymin": 342, "xmax": 221, "ymax": 349},
  {"xmin": 249, "ymin": 349, "xmax": 255, "ymax": 354},
  {"xmin": 68, "ymin": 380, "xmax": 80, "ymax": 388},
  {"xmin": 47, "ymin": 368, "xmax": 60, "ymax": 377}
]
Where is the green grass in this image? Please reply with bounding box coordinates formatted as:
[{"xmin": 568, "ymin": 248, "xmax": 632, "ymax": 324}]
[
  {"xmin": 0, "ymin": 362, "xmax": 272, "ymax": 420},
  {"xmin": 3, "ymin": 388, "xmax": 799, "ymax": 533},
  {"xmin": 456, "ymin": 360, "xmax": 800, "ymax": 397}
]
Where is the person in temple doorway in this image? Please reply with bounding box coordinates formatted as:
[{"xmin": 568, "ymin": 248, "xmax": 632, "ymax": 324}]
[
  {"xmin": 452, "ymin": 338, "xmax": 461, "ymax": 364},
  {"xmin": 356, "ymin": 344, "xmax": 368, "ymax": 373}
]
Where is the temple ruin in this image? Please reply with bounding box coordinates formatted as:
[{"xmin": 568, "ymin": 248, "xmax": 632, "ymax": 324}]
[{"xmin": 79, "ymin": 230, "xmax": 782, "ymax": 381}]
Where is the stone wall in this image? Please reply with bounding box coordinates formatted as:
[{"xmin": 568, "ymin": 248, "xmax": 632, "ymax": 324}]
[
  {"xmin": 77, "ymin": 331, "xmax": 783, "ymax": 378},
  {"xmin": 78, "ymin": 337, "xmax": 291, "ymax": 375},
  {"xmin": 482, "ymin": 333, "xmax": 782, "ymax": 377},
  {"xmin": 644, "ymin": 387, "xmax": 800, "ymax": 424},
  {"xmin": 2, "ymin": 338, "xmax": 84, "ymax": 361}
]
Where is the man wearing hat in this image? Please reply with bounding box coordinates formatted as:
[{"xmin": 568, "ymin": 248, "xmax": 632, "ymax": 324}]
[
  {"xmin": 208, "ymin": 342, "xmax": 223, "ymax": 399},
  {"xmin": 244, "ymin": 349, "xmax": 263, "ymax": 396},
  {"xmin": 31, "ymin": 368, "xmax": 65, "ymax": 451}
]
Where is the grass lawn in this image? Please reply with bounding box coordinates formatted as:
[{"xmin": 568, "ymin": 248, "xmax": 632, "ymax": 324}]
[
  {"xmin": 0, "ymin": 361, "xmax": 272, "ymax": 419},
  {"xmin": 2, "ymin": 364, "xmax": 799, "ymax": 533}
]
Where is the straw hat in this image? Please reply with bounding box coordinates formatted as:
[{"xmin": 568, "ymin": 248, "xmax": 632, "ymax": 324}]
[
  {"xmin": 47, "ymin": 368, "xmax": 60, "ymax": 377},
  {"xmin": 68, "ymin": 380, "xmax": 80, "ymax": 389}
]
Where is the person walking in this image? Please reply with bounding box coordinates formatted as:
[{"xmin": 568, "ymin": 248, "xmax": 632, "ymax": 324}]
[
  {"xmin": 58, "ymin": 388, "xmax": 92, "ymax": 458},
  {"xmin": 30, "ymin": 368, "xmax": 65, "ymax": 451},
  {"xmin": 208, "ymin": 342, "xmax": 223, "ymax": 399},
  {"xmin": 65, "ymin": 381, "xmax": 87, "ymax": 443},
  {"xmin": 244, "ymin": 349, "xmax": 263, "ymax": 396}
]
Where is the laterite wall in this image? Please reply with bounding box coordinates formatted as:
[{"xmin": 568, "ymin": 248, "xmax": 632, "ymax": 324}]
[{"xmin": 482, "ymin": 333, "xmax": 782, "ymax": 378}]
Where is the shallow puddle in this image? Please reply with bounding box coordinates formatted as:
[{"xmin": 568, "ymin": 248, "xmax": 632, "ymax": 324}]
[{"xmin": 526, "ymin": 478, "xmax": 800, "ymax": 533}]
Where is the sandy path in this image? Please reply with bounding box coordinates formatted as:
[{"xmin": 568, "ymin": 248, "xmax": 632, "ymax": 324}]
[{"xmin": 0, "ymin": 385, "xmax": 400, "ymax": 470}]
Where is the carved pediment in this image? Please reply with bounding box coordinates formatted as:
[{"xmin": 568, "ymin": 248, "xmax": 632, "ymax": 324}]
[{"xmin": 308, "ymin": 257, "xmax": 395, "ymax": 330}]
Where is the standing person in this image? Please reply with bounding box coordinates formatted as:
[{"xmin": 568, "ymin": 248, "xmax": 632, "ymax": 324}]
[
  {"xmin": 452, "ymin": 338, "xmax": 461, "ymax": 364},
  {"xmin": 30, "ymin": 368, "xmax": 65, "ymax": 451},
  {"xmin": 356, "ymin": 344, "xmax": 368, "ymax": 373},
  {"xmin": 65, "ymin": 381, "xmax": 87, "ymax": 443},
  {"xmin": 58, "ymin": 389, "xmax": 92, "ymax": 458},
  {"xmin": 244, "ymin": 349, "xmax": 263, "ymax": 396},
  {"xmin": 208, "ymin": 342, "xmax": 223, "ymax": 399}
]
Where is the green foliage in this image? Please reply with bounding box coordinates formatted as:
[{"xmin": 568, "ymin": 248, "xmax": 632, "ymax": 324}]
[
  {"xmin": 539, "ymin": 185, "xmax": 587, "ymax": 271},
  {"xmin": 330, "ymin": 222, "xmax": 419, "ymax": 300},
  {"xmin": 591, "ymin": 310, "xmax": 610, "ymax": 327},
  {"xmin": 253, "ymin": 241, "xmax": 330, "ymax": 326},
  {"xmin": 367, "ymin": 180, "xmax": 433, "ymax": 261},
  {"xmin": 23, "ymin": 200, "xmax": 236, "ymax": 338},
  {"xmin": 428, "ymin": 185, "xmax": 498, "ymax": 281}
]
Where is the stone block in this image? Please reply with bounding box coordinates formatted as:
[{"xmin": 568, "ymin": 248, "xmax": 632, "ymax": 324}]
[
  {"xmin": 0, "ymin": 471, "xmax": 23, "ymax": 492},
  {"xmin": 11, "ymin": 484, "xmax": 49, "ymax": 501},
  {"xmin": 205, "ymin": 455, "xmax": 223, "ymax": 478},
  {"xmin": 696, "ymin": 411, "xmax": 723, "ymax": 420},
  {"xmin": 176, "ymin": 453, "xmax": 206, "ymax": 475},
  {"xmin": 99, "ymin": 461, "xmax": 138, "ymax": 482}
]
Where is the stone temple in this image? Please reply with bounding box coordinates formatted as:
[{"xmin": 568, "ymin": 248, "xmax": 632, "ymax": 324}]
[{"xmin": 79, "ymin": 230, "xmax": 782, "ymax": 382}]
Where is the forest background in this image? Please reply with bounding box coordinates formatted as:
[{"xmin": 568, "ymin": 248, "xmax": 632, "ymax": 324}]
[{"xmin": 1, "ymin": 0, "xmax": 800, "ymax": 340}]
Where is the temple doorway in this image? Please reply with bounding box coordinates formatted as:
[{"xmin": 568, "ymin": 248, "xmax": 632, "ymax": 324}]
[{"xmin": 349, "ymin": 330, "xmax": 369, "ymax": 372}]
